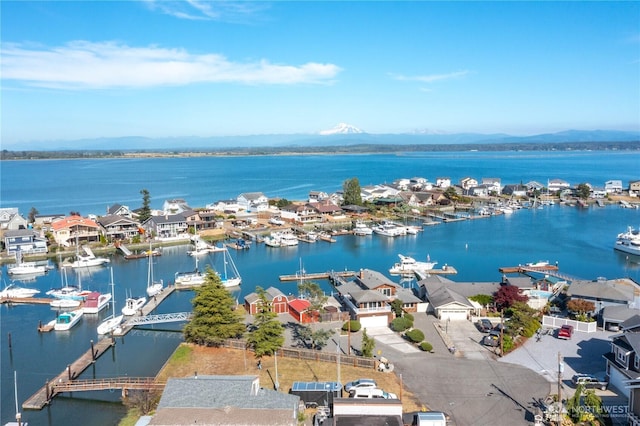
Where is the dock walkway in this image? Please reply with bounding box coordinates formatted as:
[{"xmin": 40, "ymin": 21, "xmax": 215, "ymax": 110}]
[
  {"xmin": 279, "ymin": 270, "xmax": 356, "ymax": 282},
  {"xmin": 113, "ymin": 284, "xmax": 176, "ymax": 336},
  {"xmin": 23, "ymin": 338, "xmax": 116, "ymax": 410}
]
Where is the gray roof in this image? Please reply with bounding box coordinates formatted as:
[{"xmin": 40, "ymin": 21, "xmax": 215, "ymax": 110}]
[
  {"xmin": 355, "ymin": 269, "xmax": 395, "ymax": 290},
  {"xmin": 3, "ymin": 229, "xmax": 39, "ymax": 238},
  {"xmin": 149, "ymin": 214, "xmax": 187, "ymax": 225},
  {"xmin": 97, "ymin": 214, "xmax": 139, "ymax": 227},
  {"xmin": 244, "ymin": 287, "xmax": 286, "ymax": 305},
  {"xmin": 623, "ymin": 333, "xmax": 640, "ymax": 355},
  {"xmin": 157, "ymin": 375, "xmax": 299, "ymax": 410},
  {"xmin": 394, "ymin": 287, "xmax": 422, "ymax": 304},
  {"xmin": 444, "ymin": 282, "xmax": 502, "ymax": 298},
  {"xmin": 150, "ymin": 407, "xmax": 298, "ymax": 425},
  {"xmin": 567, "ymin": 278, "xmax": 638, "ymax": 303},
  {"xmin": 350, "ymin": 289, "xmax": 389, "ymax": 304},
  {"xmin": 603, "ymin": 307, "xmax": 640, "ymax": 324},
  {"xmin": 620, "ymin": 314, "xmax": 640, "ymax": 331},
  {"xmin": 503, "ymin": 276, "xmax": 534, "ymax": 289},
  {"xmin": 423, "ymin": 281, "xmax": 474, "ymax": 309}
]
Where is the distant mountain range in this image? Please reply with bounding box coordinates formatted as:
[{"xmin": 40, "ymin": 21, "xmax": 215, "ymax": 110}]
[{"xmin": 4, "ymin": 127, "xmax": 639, "ymax": 151}]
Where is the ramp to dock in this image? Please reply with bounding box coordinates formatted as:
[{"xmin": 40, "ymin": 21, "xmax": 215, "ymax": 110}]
[{"xmin": 117, "ymin": 244, "xmax": 132, "ymax": 256}]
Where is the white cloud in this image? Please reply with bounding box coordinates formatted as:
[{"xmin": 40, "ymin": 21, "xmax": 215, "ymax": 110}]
[
  {"xmin": 391, "ymin": 70, "xmax": 470, "ymax": 83},
  {"xmin": 141, "ymin": 0, "xmax": 267, "ymax": 22},
  {"xmin": 1, "ymin": 41, "xmax": 342, "ymax": 89}
]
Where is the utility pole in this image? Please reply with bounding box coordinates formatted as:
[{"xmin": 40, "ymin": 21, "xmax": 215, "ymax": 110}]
[
  {"xmin": 557, "ymin": 352, "xmax": 563, "ymax": 425},
  {"xmin": 500, "ymin": 310, "xmax": 504, "ymax": 357},
  {"xmin": 347, "ymin": 319, "xmax": 351, "ymax": 356}
]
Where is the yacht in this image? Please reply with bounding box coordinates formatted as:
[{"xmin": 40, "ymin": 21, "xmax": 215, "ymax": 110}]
[
  {"xmin": 0, "ymin": 284, "xmax": 40, "ymax": 299},
  {"xmin": 614, "ymin": 226, "xmax": 640, "ymax": 256},
  {"xmin": 52, "ymin": 310, "xmax": 84, "ymax": 331},
  {"xmin": 279, "ymin": 232, "xmax": 299, "ymax": 247},
  {"xmin": 372, "ymin": 221, "xmax": 405, "ymax": 237},
  {"xmin": 82, "ymin": 291, "xmax": 111, "ymax": 314},
  {"xmin": 174, "ymin": 255, "xmax": 206, "ymax": 287},
  {"xmin": 71, "ymin": 246, "xmax": 110, "ymax": 268},
  {"xmin": 121, "ymin": 294, "xmax": 146, "ymax": 316},
  {"xmin": 389, "ymin": 254, "xmax": 438, "ymax": 275},
  {"xmin": 7, "ymin": 250, "xmax": 49, "ymax": 276},
  {"xmin": 50, "ymin": 299, "xmax": 82, "ymax": 309},
  {"xmin": 353, "ymin": 221, "xmax": 373, "ymax": 236}
]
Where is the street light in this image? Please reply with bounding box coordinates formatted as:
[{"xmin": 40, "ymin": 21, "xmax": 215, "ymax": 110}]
[{"xmin": 325, "ymin": 382, "xmax": 331, "ymax": 407}]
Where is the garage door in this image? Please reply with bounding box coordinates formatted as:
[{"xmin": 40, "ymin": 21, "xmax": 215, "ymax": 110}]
[
  {"xmin": 359, "ymin": 316, "xmax": 388, "ymax": 329},
  {"xmin": 439, "ymin": 310, "xmax": 468, "ymax": 321},
  {"xmin": 608, "ymin": 366, "xmax": 631, "ymax": 398}
]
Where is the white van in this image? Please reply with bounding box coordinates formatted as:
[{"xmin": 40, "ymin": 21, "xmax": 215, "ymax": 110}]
[
  {"xmin": 349, "ymin": 388, "xmax": 398, "ymax": 399},
  {"xmin": 412, "ymin": 411, "xmax": 447, "ymax": 426}
]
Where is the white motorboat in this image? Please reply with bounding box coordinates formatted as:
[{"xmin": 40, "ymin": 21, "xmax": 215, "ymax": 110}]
[
  {"xmin": 525, "ymin": 261, "xmax": 550, "ymax": 268},
  {"xmin": 353, "ymin": 221, "xmax": 373, "ymax": 236},
  {"xmin": 146, "ymin": 249, "xmax": 163, "ymax": 297},
  {"xmin": 50, "ymin": 299, "xmax": 82, "ymax": 309},
  {"xmin": 53, "ymin": 310, "xmax": 83, "ymax": 331},
  {"xmin": 372, "ymin": 221, "xmax": 405, "ymax": 237},
  {"xmin": 263, "ymin": 235, "xmax": 281, "ymax": 247},
  {"xmin": 615, "ymin": 226, "xmax": 640, "ymax": 256},
  {"xmin": 97, "ymin": 272, "xmax": 123, "ymax": 335},
  {"xmin": 218, "ymin": 248, "xmax": 241, "ymax": 288},
  {"xmin": 7, "ymin": 251, "xmax": 49, "ymax": 276},
  {"xmin": 389, "ymin": 254, "xmax": 438, "ymax": 275},
  {"xmin": 279, "ymin": 232, "xmax": 299, "ymax": 247},
  {"xmin": 121, "ymin": 295, "xmax": 146, "ymax": 316},
  {"xmin": 71, "ymin": 246, "xmax": 110, "ymax": 268},
  {"xmin": 0, "ymin": 284, "xmax": 40, "ymax": 299},
  {"xmin": 82, "ymin": 291, "xmax": 111, "ymax": 314}
]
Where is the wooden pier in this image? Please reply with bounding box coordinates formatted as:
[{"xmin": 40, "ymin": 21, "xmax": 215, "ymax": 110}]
[
  {"xmin": 499, "ymin": 265, "xmax": 559, "ymax": 274},
  {"xmin": 23, "ymin": 338, "xmax": 116, "ymax": 410},
  {"xmin": 113, "ymin": 284, "xmax": 176, "ymax": 336},
  {"xmin": 0, "ymin": 297, "xmax": 54, "ymax": 305},
  {"xmin": 279, "ymin": 271, "xmax": 356, "ymax": 282}
]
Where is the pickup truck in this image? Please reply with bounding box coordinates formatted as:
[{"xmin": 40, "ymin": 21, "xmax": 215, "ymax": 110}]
[
  {"xmin": 571, "ymin": 374, "xmax": 608, "ymax": 390},
  {"xmin": 557, "ymin": 324, "xmax": 574, "ymax": 339}
]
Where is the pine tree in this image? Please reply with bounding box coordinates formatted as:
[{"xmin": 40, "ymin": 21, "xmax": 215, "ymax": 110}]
[
  {"xmin": 361, "ymin": 328, "xmax": 375, "ymax": 358},
  {"xmin": 247, "ymin": 287, "xmax": 284, "ymax": 357},
  {"xmin": 342, "ymin": 177, "xmax": 362, "ymax": 206},
  {"xmin": 138, "ymin": 189, "xmax": 152, "ymax": 223},
  {"xmin": 183, "ymin": 269, "xmax": 245, "ymax": 346}
]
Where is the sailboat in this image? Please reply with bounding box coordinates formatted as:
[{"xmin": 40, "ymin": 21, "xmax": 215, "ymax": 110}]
[
  {"xmin": 97, "ymin": 268, "xmax": 123, "ymax": 335},
  {"xmin": 146, "ymin": 245, "xmax": 163, "ymax": 297},
  {"xmin": 4, "ymin": 371, "xmax": 27, "ymax": 426},
  {"xmin": 174, "ymin": 253, "xmax": 205, "ymax": 287},
  {"xmin": 218, "ymin": 248, "xmax": 241, "ymax": 288}
]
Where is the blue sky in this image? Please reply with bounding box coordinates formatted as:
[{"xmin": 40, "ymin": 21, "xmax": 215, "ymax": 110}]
[{"xmin": 2, "ymin": 1, "xmax": 639, "ymax": 145}]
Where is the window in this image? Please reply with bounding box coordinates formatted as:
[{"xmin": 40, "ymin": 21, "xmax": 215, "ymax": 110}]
[
  {"xmin": 616, "ymin": 347, "xmax": 628, "ymax": 366},
  {"xmin": 635, "ymin": 355, "xmax": 640, "ymax": 371}
]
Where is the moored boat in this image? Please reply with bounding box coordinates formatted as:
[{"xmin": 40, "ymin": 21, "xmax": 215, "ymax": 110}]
[
  {"xmin": 121, "ymin": 295, "xmax": 146, "ymax": 316},
  {"xmin": 53, "ymin": 310, "xmax": 83, "ymax": 331},
  {"xmin": 0, "ymin": 284, "xmax": 40, "ymax": 299},
  {"xmin": 218, "ymin": 248, "xmax": 242, "ymax": 288},
  {"xmin": 97, "ymin": 272, "xmax": 123, "ymax": 335},
  {"xmin": 50, "ymin": 299, "xmax": 82, "ymax": 309},
  {"xmin": 389, "ymin": 254, "xmax": 438, "ymax": 275},
  {"xmin": 70, "ymin": 245, "xmax": 110, "ymax": 268},
  {"xmin": 353, "ymin": 221, "xmax": 373, "ymax": 236},
  {"xmin": 7, "ymin": 251, "xmax": 49, "ymax": 276},
  {"xmin": 614, "ymin": 226, "xmax": 640, "ymax": 256},
  {"xmin": 145, "ymin": 249, "xmax": 163, "ymax": 297},
  {"xmin": 174, "ymin": 255, "xmax": 205, "ymax": 287},
  {"xmin": 82, "ymin": 291, "xmax": 111, "ymax": 314}
]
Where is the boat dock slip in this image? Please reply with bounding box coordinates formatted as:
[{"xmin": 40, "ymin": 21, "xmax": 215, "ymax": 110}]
[
  {"xmin": 23, "ymin": 338, "xmax": 116, "ymax": 410},
  {"xmin": 113, "ymin": 285, "xmax": 176, "ymax": 336},
  {"xmin": 499, "ymin": 265, "xmax": 559, "ymax": 274},
  {"xmin": 279, "ymin": 271, "xmax": 356, "ymax": 282}
]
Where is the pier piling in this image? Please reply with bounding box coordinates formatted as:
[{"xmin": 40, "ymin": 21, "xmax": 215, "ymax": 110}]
[{"xmin": 8, "ymin": 332, "xmax": 12, "ymax": 349}]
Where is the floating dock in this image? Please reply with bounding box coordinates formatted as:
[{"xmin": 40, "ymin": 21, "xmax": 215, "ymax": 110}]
[
  {"xmin": 0, "ymin": 297, "xmax": 54, "ymax": 305},
  {"xmin": 113, "ymin": 285, "xmax": 176, "ymax": 336},
  {"xmin": 23, "ymin": 338, "xmax": 116, "ymax": 410},
  {"xmin": 279, "ymin": 271, "xmax": 356, "ymax": 282},
  {"xmin": 499, "ymin": 265, "xmax": 559, "ymax": 274}
]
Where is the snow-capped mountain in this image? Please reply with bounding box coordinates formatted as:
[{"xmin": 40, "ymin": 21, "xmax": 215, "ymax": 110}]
[{"xmin": 319, "ymin": 123, "xmax": 364, "ymax": 135}]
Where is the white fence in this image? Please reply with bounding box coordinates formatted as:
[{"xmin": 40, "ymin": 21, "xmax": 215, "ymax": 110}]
[{"xmin": 542, "ymin": 315, "xmax": 597, "ymax": 333}]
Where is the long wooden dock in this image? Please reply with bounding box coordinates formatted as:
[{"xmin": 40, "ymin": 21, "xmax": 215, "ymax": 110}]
[
  {"xmin": 279, "ymin": 271, "xmax": 356, "ymax": 282},
  {"xmin": 23, "ymin": 338, "xmax": 116, "ymax": 410},
  {"xmin": 0, "ymin": 297, "xmax": 54, "ymax": 305},
  {"xmin": 499, "ymin": 265, "xmax": 559, "ymax": 274}
]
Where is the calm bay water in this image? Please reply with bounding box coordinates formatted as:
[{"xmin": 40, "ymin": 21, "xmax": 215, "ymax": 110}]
[{"xmin": 1, "ymin": 151, "xmax": 640, "ymax": 425}]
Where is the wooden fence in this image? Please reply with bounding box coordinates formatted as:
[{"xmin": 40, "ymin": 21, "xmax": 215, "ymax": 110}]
[{"xmin": 221, "ymin": 339, "xmax": 376, "ymax": 369}]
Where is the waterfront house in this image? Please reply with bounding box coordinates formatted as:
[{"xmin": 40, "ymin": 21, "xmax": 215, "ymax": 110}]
[
  {"xmin": 197, "ymin": 209, "xmax": 224, "ymax": 231},
  {"xmin": 180, "ymin": 209, "xmax": 201, "ymax": 231},
  {"xmin": 566, "ymin": 277, "xmax": 640, "ymax": 316},
  {"xmin": 51, "ymin": 215, "xmax": 103, "ymax": 246},
  {"xmin": 308, "ymin": 190, "xmax": 329, "ymax": 203},
  {"xmin": 207, "ymin": 199, "xmax": 241, "ymax": 213},
  {"xmin": 548, "ymin": 179, "xmax": 571, "ymax": 193},
  {"xmin": 436, "ymin": 177, "xmax": 451, "ymax": 188},
  {"xmin": 97, "ymin": 214, "xmax": 142, "ymax": 241},
  {"xmin": 409, "ymin": 177, "xmax": 432, "ymax": 191},
  {"xmin": 392, "ymin": 178, "xmax": 411, "ymax": 191},
  {"xmin": 244, "ymin": 287, "xmax": 290, "ymax": 315},
  {"xmin": 313, "ymin": 200, "xmax": 345, "ymax": 221},
  {"xmin": 151, "ymin": 375, "xmax": 300, "ymax": 426},
  {"xmin": 604, "ymin": 317, "xmax": 640, "ymax": 398},
  {"xmin": 280, "ymin": 203, "xmax": 322, "ymax": 223},
  {"xmin": 106, "ymin": 203, "xmax": 134, "ymax": 218},
  {"xmin": 502, "ymin": 184, "xmax": 528, "ymax": 197},
  {"xmin": 468, "ymin": 184, "xmax": 491, "ymax": 197},
  {"xmin": 398, "ymin": 191, "xmax": 420, "ymax": 207},
  {"xmin": 33, "ymin": 213, "xmax": 65, "ymax": 228},
  {"xmin": 162, "ymin": 198, "xmax": 191, "ymax": 215},
  {"xmin": 143, "ymin": 214, "xmax": 189, "ymax": 239},
  {"xmin": 0, "ymin": 208, "xmax": 28, "ymax": 231},
  {"xmin": 459, "ymin": 177, "xmax": 478, "ymax": 191},
  {"xmin": 526, "ymin": 181, "xmax": 545, "ymax": 193},
  {"xmin": 3, "ymin": 229, "xmax": 48, "ymax": 255},
  {"xmin": 421, "ymin": 280, "xmax": 477, "ymax": 321},
  {"xmin": 237, "ymin": 192, "xmax": 269, "ymax": 212},
  {"xmin": 481, "ymin": 177, "xmax": 502, "ymax": 194},
  {"xmin": 630, "ymin": 180, "xmax": 640, "ymax": 197},
  {"xmin": 605, "ymin": 180, "xmax": 623, "ymax": 194}
]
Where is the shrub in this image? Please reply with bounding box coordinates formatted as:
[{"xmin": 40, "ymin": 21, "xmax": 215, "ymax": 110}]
[
  {"xmin": 405, "ymin": 329, "xmax": 425, "ymax": 343},
  {"xmin": 419, "ymin": 341, "xmax": 433, "ymax": 352},
  {"xmin": 391, "ymin": 317, "xmax": 412, "ymax": 332},
  {"xmin": 341, "ymin": 320, "xmax": 361, "ymax": 332},
  {"xmin": 404, "ymin": 313, "xmax": 414, "ymax": 322}
]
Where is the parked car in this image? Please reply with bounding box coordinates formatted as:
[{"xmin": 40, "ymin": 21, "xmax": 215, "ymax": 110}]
[
  {"xmin": 571, "ymin": 374, "xmax": 608, "ymax": 390},
  {"xmin": 344, "ymin": 378, "xmax": 377, "ymax": 393},
  {"xmin": 476, "ymin": 319, "xmax": 493, "ymax": 333},
  {"xmin": 557, "ymin": 324, "xmax": 574, "ymax": 339},
  {"xmin": 482, "ymin": 331, "xmax": 501, "ymax": 347},
  {"xmin": 412, "ymin": 411, "xmax": 448, "ymax": 426},
  {"xmin": 493, "ymin": 323, "xmax": 508, "ymax": 334},
  {"xmin": 349, "ymin": 388, "xmax": 398, "ymax": 399}
]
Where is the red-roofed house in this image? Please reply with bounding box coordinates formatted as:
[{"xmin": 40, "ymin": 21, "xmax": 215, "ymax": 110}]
[
  {"xmin": 51, "ymin": 215, "xmax": 103, "ymax": 247},
  {"xmin": 288, "ymin": 299, "xmax": 313, "ymax": 323}
]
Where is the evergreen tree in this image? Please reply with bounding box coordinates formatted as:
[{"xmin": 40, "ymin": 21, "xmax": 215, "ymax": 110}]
[
  {"xmin": 361, "ymin": 328, "xmax": 375, "ymax": 357},
  {"xmin": 247, "ymin": 287, "xmax": 285, "ymax": 357},
  {"xmin": 28, "ymin": 207, "xmax": 39, "ymax": 224},
  {"xmin": 342, "ymin": 177, "xmax": 362, "ymax": 206},
  {"xmin": 139, "ymin": 189, "xmax": 152, "ymax": 223},
  {"xmin": 183, "ymin": 269, "xmax": 245, "ymax": 346}
]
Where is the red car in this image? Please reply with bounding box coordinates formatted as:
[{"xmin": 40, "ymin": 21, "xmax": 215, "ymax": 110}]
[{"xmin": 558, "ymin": 325, "xmax": 574, "ymax": 339}]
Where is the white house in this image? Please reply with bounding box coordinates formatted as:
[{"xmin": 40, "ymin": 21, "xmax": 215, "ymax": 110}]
[
  {"xmin": 481, "ymin": 178, "xmax": 501, "ymax": 194},
  {"xmin": 436, "ymin": 177, "xmax": 451, "ymax": 188},
  {"xmin": 605, "ymin": 180, "xmax": 623, "ymax": 194},
  {"xmin": 237, "ymin": 192, "xmax": 269, "ymax": 212},
  {"xmin": 162, "ymin": 199, "xmax": 191, "ymax": 215},
  {"xmin": 308, "ymin": 191, "xmax": 329, "ymax": 203},
  {"xmin": 548, "ymin": 179, "xmax": 571, "ymax": 193},
  {"xmin": 459, "ymin": 177, "xmax": 478, "ymax": 190}
]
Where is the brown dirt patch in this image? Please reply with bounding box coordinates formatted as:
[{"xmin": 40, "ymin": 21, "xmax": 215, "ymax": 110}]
[{"xmin": 157, "ymin": 343, "xmax": 425, "ymax": 413}]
